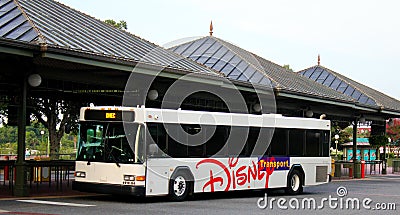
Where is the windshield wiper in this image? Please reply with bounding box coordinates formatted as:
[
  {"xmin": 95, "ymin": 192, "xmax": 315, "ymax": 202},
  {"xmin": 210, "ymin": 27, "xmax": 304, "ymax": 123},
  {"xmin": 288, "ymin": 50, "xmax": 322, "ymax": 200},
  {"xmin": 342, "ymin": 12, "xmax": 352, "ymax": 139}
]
[{"xmin": 107, "ymin": 146, "xmax": 121, "ymax": 167}]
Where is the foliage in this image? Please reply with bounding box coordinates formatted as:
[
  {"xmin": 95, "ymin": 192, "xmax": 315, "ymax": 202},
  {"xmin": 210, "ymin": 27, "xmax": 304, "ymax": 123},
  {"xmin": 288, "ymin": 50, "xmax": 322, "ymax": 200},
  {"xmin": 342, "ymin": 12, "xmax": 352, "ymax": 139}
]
[
  {"xmin": 0, "ymin": 121, "xmax": 77, "ymax": 157},
  {"xmin": 386, "ymin": 119, "xmax": 400, "ymax": 142},
  {"xmin": 104, "ymin": 19, "xmax": 127, "ymax": 30},
  {"xmin": 0, "ymin": 125, "xmax": 17, "ymax": 144},
  {"xmin": 331, "ymin": 124, "xmax": 351, "ymax": 150},
  {"xmin": 0, "ymin": 102, "xmax": 6, "ymax": 125},
  {"xmin": 29, "ymin": 98, "xmax": 80, "ymax": 159},
  {"xmin": 369, "ymin": 135, "xmax": 389, "ymax": 146},
  {"xmin": 283, "ymin": 64, "xmax": 294, "ymax": 72}
]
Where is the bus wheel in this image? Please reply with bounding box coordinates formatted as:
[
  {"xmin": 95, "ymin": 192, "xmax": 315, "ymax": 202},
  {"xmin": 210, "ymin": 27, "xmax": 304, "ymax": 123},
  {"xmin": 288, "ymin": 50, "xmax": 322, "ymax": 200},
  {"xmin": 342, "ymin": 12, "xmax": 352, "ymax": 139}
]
[
  {"xmin": 286, "ymin": 169, "xmax": 303, "ymax": 195},
  {"xmin": 169, "ymin": 173, "xmax": 190, "ymax": 201}
]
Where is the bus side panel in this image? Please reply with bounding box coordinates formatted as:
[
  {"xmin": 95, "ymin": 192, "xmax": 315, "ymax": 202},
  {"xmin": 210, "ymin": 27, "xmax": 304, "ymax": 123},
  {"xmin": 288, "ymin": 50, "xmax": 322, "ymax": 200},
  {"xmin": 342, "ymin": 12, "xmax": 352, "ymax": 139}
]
[
  {"xmin": 290, "ymin": 157, "xmax": 331, "ymax": 186},
  {"xmin": 193, "ymin": 158, "xmax": 256, "ymax": 193},
  {"xmin": 145, "ymin": 157, "xmax": 330, "ymax": 196},
  {"xmin": 264, "ymin": 171, "xmax": 288, "ymax": 188},
  {"xmin": 145, "ymin": 159, "xmax": 171, "ymax": 196}
]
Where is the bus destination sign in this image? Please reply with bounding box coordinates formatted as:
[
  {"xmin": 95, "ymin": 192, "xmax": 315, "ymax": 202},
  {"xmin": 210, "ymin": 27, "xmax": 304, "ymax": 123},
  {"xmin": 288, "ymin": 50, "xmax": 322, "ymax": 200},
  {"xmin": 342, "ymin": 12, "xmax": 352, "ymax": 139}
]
[{"xmin": 84, "ymin": 110, "xmax": 135, "ymax": 121}]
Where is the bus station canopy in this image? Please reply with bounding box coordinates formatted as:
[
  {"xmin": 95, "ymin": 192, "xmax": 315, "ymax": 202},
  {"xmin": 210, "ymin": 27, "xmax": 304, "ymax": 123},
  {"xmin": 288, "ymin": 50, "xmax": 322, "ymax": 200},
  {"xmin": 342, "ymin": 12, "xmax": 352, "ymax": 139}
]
[
  {"xmin": 1, "ymin": 0, "xmax": 399, "ymax": 122},
  {"xmin": 169, "ymin": 36, "xmax": 400, "ymax": 121},
  {"xmin": 299, "ymin": 65, "xmax": 400, "ymax": 115},
  {"xmin": 0, "ymin": 0, "xmax": 221, "ymax": 79}
]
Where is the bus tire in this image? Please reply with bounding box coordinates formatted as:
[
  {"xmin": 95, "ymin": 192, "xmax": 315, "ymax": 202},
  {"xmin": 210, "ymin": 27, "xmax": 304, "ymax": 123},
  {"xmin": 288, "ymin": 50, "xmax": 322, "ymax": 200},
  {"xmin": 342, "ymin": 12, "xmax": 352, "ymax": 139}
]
[
  {"xmin": 168, "ymin": 172, "xmax": 191, "ymax": 201},
  {"xmin": 286, "ymin": 169, "xmax": 303, "ymax": 195}
]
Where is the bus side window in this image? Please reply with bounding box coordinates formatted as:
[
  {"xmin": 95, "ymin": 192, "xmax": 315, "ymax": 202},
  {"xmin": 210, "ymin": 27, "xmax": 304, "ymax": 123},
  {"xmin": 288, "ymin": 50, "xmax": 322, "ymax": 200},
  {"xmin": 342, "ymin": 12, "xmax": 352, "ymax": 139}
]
[
  {"xmin": 305, "ymin": 130, "xmax": 320, "ymax": 156},
  {"xmin": 289, "ymin": 129, "xmax": 305, "ymax": 156},
  {"xmin": 252, "ymin": 127, "xmax": 273, "ymax": 157},
  {"xmin": 147, "ymin": 123, "xmax": 166, "ymax": 157},
  {"xmin": 205, "ymin": 125, "xmax": 228, "ymax": 157},
  {"xmin": 322, "ymin": 131, "xmax": 330, "ymax": 157},
  {"xmin": 229, "ymin": 126, "xmax": 249, "ymax": 157},
  {"xmin": 270, "ymin": 128, "xmax": 288, "ymax": 156}
]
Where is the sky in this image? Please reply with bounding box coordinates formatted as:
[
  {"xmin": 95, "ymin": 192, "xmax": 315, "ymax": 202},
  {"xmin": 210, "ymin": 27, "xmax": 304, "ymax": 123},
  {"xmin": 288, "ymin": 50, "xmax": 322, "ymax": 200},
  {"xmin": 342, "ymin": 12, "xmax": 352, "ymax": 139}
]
[{"xmin": 58, "ymin": 0, "xmax": 400, "ymax": 99}]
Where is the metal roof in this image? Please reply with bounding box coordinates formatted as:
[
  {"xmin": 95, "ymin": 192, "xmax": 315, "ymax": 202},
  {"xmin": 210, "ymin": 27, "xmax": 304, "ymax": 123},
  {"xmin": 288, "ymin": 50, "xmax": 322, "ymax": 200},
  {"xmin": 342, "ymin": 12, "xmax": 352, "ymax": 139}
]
[
  {"xmin": 169, "ymin": 36, "xmax": 355, "ymax": 103},
  {"xmin": 0, "ymin": 0, "xmax": 220, "ymax": 76},
  {"xmin": 298, "ymin": 65, "xmax": 400, "ymax": 112}
]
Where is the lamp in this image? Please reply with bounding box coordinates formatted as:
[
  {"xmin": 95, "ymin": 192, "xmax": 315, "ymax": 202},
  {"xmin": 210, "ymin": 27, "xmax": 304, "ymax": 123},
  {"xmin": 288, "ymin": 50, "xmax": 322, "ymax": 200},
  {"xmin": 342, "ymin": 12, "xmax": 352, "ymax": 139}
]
[
  {"xmin": 359, "ymin": 116, "xmax": 366, "ymax": 124},
  {"xmin": 305, "ymin": 110, "xmax": 313, "ymax": 118},
  {"xmin": 334, "ymin": 134, "xmax": 339, "ymax": 157},
  {"xmin": 253, "ymin": 103, "xmax": 261, "ymax": 112},
  {"xmin": 27, "ymin": 74, "xmax": 42, "ymax": 87},
  {"xmin": 147, "ymin": 89, "xmax": 159, "ymax": 101}
]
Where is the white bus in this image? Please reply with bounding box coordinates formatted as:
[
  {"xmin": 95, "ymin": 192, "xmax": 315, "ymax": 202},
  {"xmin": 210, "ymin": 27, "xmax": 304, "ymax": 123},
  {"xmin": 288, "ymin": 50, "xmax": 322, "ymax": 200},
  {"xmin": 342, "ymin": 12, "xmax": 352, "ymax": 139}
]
[{"xmin": 73, "ymin": 106, "xmax": 331, "ymax": 201}]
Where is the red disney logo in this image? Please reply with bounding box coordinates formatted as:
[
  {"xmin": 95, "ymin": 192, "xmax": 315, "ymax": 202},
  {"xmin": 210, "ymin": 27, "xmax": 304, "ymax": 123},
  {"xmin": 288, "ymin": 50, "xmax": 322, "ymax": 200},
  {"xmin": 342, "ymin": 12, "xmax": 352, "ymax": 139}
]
[{"xmin": 196, "ymin": 157, "xmax": 276, "ymax": 192}]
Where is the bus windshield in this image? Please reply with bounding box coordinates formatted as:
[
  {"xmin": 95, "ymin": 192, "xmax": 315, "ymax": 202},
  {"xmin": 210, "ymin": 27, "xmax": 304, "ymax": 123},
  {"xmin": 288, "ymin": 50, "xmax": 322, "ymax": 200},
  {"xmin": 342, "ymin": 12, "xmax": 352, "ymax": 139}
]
[{"xmin": 76, "ymin": 122, "xmax": 145, "ymax": 164}]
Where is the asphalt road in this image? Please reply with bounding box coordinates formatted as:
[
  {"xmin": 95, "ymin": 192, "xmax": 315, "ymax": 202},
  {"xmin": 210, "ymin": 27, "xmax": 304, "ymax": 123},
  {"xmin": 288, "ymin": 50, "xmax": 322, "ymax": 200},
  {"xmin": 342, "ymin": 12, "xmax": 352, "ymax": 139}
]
[{"xmin": 0, "ymin": 175, "xmax": 399, "ymax": 215}]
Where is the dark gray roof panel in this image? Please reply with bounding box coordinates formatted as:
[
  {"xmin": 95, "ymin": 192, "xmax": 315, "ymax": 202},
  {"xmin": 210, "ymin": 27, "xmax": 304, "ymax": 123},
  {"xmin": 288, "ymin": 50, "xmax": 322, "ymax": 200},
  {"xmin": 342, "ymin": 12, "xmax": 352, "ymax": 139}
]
[
  {"xmin": 0, "ymin": 0, "xmax": 220, "ymax": 76},
  {"xmin": 169, "ymin": 36, "xmax": 356, "ymax": 102},
  {"xmin": 299, "ymin": 65, "xmax": 400, "ymax": 111},
  {"xmin": 249, "ymin": 70, "xmax": 263, "ymax": 83},
  {"xmin": 0, "ymin": 0, "xmax": 38, "ymax": 42}
]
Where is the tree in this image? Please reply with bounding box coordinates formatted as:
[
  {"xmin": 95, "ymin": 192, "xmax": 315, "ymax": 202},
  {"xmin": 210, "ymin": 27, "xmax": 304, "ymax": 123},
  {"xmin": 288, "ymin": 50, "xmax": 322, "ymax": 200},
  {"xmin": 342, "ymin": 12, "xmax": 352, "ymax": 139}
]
[
  {"xmin": 331, "ymin": 124, "xmax": 351, "ymax": 151},
  {"xmin": 386, "ymin": 118, "xmax": 400, "ymax": 142},
  {"xmin": 30, "ymin": 98, "xmax": 80, "ymax": 160},
  {"xmin": 369, "ymin": 135, "xmax": 389, "ymax": 147},
  {"xmin": 104, "ymin": 19, "xmax": 127, "ymax": 30},
  {"xmin": 283, "ymin": 64, "xmax": 294, "ymax": 72}
]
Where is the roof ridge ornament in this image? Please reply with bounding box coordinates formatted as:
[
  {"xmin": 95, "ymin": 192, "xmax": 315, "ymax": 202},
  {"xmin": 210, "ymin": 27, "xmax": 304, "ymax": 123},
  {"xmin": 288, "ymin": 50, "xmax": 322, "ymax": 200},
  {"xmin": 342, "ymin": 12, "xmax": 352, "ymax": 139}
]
[
  {"xmin": 318, "ymin": 54, "xmax": 320, "ymax": 66},
  {"xmin": 209, "ymin": 20, "xmax": 213, "ymax": 36}
]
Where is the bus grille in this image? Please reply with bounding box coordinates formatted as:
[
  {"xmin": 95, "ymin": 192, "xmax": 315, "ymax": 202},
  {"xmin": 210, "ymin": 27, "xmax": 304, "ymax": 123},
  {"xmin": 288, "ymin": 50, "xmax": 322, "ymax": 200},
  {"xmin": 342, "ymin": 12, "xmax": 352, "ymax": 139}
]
[{"xmin": 316, "ymin": 166, "xmax": 328, "ymax": 182}]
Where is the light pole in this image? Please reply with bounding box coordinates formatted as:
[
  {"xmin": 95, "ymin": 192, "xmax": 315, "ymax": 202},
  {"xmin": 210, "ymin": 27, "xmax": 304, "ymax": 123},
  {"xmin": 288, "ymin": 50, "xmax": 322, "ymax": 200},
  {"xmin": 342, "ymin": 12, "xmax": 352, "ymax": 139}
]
[
  {"xmin": 40, "ymin": 130, "xmax": 45, "ymax": 155},
  {"xmin": 334, "ymin": 134, "xmax": 339, "ymax": 158}
]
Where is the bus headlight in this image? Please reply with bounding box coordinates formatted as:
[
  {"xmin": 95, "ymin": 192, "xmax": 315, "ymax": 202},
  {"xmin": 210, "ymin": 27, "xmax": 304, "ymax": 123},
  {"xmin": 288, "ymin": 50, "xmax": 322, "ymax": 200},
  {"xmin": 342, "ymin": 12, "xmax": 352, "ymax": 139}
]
[
  {"xmin": 124, "ymin": 175, "xmax": 135, "ymax": 181},
  {"xmin": 75, "ymin": 171, "xmax": 86, "ymax": 178}
]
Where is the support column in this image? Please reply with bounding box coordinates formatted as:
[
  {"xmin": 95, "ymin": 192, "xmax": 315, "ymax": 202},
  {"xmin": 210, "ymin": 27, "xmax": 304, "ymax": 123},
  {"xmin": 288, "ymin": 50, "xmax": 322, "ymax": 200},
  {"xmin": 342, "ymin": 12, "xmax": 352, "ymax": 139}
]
[
  {"xmin": 352, "ymin": 119, "xmax": 357, "ymax": 162},
  {"xmin": 371, "ymin": 121, "xmax": 387, "ymax": 174},
  {"xmin": 352, "ymin": 119, "xmax": 358, "ymax": 178},
  {"xmin": 14, "ymin": 75, "xmax": 29, "ymax": 197}
]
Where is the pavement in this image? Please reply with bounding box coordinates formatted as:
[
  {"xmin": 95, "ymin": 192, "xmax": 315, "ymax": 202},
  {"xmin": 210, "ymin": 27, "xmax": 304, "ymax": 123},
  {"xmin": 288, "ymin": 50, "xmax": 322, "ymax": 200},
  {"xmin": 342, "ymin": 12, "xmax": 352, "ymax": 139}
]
[
  {"xmin": 0, "ymin": 171, "xmax": 399, "ymax": 200},
  {"xmin": 0, "ymin": 180, "xmax": 92, "ymax": 200}
]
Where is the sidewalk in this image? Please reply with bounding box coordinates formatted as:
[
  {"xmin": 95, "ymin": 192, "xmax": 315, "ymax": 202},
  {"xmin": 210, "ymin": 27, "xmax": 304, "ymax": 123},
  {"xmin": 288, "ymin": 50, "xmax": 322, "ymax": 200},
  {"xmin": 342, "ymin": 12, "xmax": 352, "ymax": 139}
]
[
  {"xmin": 0, "ymin": 180, "xmax": 91, "ymax": 200},
  {"xmin": 332, "ymin": 166, "xmax": 400, "ymax": 181}
]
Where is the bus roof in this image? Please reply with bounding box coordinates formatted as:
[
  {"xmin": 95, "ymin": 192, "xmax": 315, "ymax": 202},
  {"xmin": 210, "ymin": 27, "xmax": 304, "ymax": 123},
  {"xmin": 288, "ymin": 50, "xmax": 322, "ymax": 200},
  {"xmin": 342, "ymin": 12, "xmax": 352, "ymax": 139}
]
[{"xmin": 80, "ymin": 106, "xmax": 330, "ymax": 130}]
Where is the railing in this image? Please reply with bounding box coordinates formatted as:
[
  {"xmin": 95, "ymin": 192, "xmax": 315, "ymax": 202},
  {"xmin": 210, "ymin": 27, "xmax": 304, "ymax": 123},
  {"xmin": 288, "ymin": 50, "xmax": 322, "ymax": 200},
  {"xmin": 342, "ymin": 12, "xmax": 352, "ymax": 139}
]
[
  {"xmin": 0, "ymin": 160, "xmax": 75, "ymax": 196},
  {"xmin": 393, "ymin": 160, "xmax": 400, "ymax": 174},
  {"xmin": 333, "ymin": 160, "xmax": 383, "ymax": 179},
  {"xmin": 333, "ymin": 160, "xmax": 353, "ymax": 178}
]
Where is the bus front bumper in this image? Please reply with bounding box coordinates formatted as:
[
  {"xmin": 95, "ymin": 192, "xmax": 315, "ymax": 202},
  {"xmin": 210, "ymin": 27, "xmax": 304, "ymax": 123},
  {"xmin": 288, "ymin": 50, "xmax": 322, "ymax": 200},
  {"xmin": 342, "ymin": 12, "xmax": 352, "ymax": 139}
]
[{"xmin": 72, "ymin": 181, "xmax": 145, "ymax": 196}]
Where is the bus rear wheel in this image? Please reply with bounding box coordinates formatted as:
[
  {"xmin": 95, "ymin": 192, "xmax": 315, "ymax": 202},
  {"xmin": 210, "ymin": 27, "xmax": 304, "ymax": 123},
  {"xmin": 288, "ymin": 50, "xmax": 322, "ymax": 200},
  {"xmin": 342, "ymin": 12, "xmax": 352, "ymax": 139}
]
[
  {"xmin": 169, "ymin": 173, "xmax": 190, "ymax": 201},
  {"xmin": 286, "ymin": 169, "xmax": 303, "ymax": 195}
]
